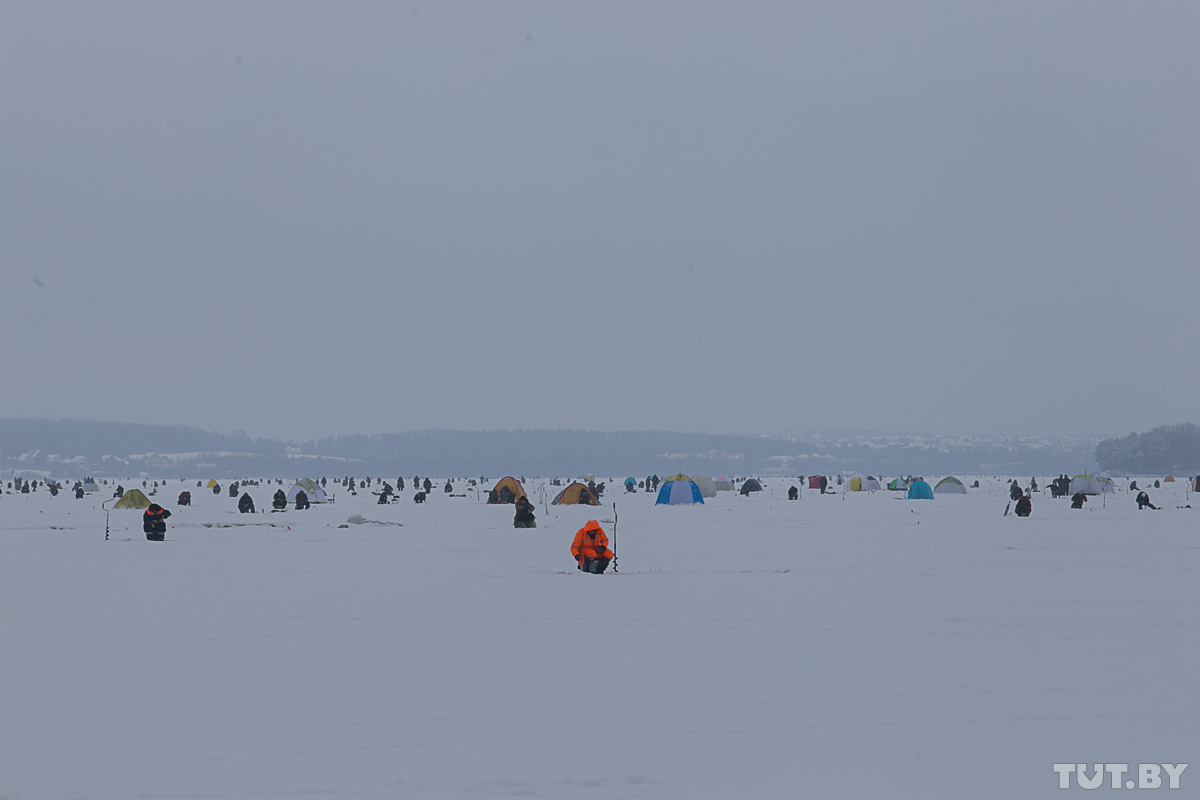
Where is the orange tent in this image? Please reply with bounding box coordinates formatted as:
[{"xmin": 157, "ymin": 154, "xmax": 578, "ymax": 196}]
[
  {"xmin": 552, "ymin": 482, "xmax": 599, "ymax": 505},
  {"xmin": 487, "ymin": 476, "xmax": 527, "ymax": 504}
]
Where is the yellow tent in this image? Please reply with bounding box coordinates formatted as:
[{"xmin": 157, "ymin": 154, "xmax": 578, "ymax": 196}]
[
  {"xmin": 206, "ymin": 479, "xmax": 219, "ymax": 489},
  {"xmin": 113, "ymin": 489, "xmax": 152, "ymax": 509},
  {"xmin": 552, "ymin": 482, "xmax": 599, "ymax": 505},
  {"xmin": 663, "ymin": 473, "xmax": 692, "ymax": 482},
  {"xmin": 487, "ymin": 476, "xmax": 527, "ymax": 504}
]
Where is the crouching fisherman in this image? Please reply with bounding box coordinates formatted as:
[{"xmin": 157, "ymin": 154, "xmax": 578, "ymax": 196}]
[
  {"xmin": 272, "ymin": 489, "xmax": 287, "ymax": 511},
  {"xmin": 571, "ymin": 520, "xmax": 614, "ymax": 574},
  {"xmin": 143, "ymin": 503, "xmax": 171, "ymax": 541},
  {"xmin": 513, "ymin": 495, "xmax": 537, "ymax": 528}
]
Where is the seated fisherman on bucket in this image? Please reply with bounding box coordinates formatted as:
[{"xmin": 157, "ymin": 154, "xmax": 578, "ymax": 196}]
[{"xmin": 571, "ymin": 520, "xmax": 615, "ymax": 574}]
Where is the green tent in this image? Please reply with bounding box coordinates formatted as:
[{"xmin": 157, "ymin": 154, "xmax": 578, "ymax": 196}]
[{"xmin": 113, "ymin": 489, "xmax": 152, "ymax": 509}]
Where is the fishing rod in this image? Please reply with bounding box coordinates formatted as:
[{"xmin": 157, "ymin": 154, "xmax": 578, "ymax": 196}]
[{"xmin": 612, "ymin": 501, "xmax": 618, "ymax": 574}]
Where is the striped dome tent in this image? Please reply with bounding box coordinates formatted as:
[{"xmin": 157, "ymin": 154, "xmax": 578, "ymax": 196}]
[{"xmin": 656, "ymin": 474, "xmax": 704, "ymax": 505}]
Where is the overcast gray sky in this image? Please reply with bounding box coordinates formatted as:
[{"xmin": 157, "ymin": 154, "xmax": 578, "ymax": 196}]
[{"xmin": 1, "ymin": 1, "xmax": 1196, "ymax": 441}]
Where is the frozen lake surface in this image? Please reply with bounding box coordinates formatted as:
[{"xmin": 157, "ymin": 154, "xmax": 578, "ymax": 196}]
[{"xmin": 1, "ymin": 477, "xmax": 1196, "ymax": 798}]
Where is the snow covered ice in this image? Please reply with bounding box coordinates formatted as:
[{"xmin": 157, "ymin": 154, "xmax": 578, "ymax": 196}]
[{"xmin": 1, "ymin": 477, "xmax": 1197, "ymax": 798}]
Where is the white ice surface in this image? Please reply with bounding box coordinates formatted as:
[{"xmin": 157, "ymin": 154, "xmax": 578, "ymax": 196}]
[{"xmin": 1, "ymin": 478, "xmax": 1197, "ymax": 798}]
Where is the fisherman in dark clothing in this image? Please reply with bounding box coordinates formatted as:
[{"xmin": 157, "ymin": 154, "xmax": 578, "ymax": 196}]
[
  {"xmin": 414, "ymin": 491, "xmax": 426, "ymax": 503},
  {"xmin": 229, "ymin": 482, "xmax": 239, "ymax": 498},
  {"xmin": 378, "ymin": 491, "xmax": 389, "ymax": 504},
  {"xmin": 513, "ymin": 496, "xmax": 537, "ymax": 528},
  {"xmin": 178, "ymin": 491, "xmax": 191, "ymax": 506},
  {"xmin": 819, "ymin": 476, "xmax": 828, "ymax": 494},
  {"xmin": 272, "ymin": 489, "xmax": 287, "ymax": 510},
  {"xmin": 114, "ymin": 484, "xmax": 124, "ymax": 498},
  {"xmin": 294, "ymin": 490, "xmax": 310, "ymax": 510},
  {"xmin": 398, "ymin": 477, "xmax": 405, "ymax": 491},
  {"xmin": 1030, "ymin": 477, "xmax": 1038, "ymax": 493},
  {"xmin": 1071, "ymin": 491, "xmax": 1087, "ymax": 509},
  {"xmin": 75, "ymin": 485, "xmax": 85, "ymax": 499},
  {"xmin": 143, "ymin": 503, "xmax": 171, "ymax": 541},
  {"xmin": 212, "ymin": 483, "xmax": 221, "ymax": 495},
  {"xmin": 423, "ymin": 477, "xmax": 433, "ymax": 493},
  {"xmin": 1136, "ymin": 491, "xmax": 1158, "ymax": 510},
  {"xmin": 1010, "ymin": 481, "xmax": 1023, "ymax": 502},
  {"xmin": 788, "ymin": 486, "xmax": 799, "ymax": 500},
  {"xmin": 1015, "ymin": 492, "xmax": 1032, "ymax": 517},
  {"xmin": 1129, "ymin": 480, "xmax": 1138, "ymax": 491},
  {"xmin": 444, "ymin": 480, "xmax": 453, "ymax": 493},
  {"xmin": 238, "ymin": 493, "xmax": 255, "ymax": 513}
]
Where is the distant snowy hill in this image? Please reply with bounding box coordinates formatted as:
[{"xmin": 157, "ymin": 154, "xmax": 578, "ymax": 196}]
[{"xmin": 0, "ymin": 419, "xmax": 1100, "ymax": 479}]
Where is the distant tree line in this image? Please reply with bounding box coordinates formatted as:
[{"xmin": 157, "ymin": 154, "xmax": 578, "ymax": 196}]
[
  {"xmin": 1, "ymin": 419, "xmax": 1102, "ymax": 479},
  {"xmin": 1095, "ymin": 423, "xmax": 1200, "ymax": 474}
]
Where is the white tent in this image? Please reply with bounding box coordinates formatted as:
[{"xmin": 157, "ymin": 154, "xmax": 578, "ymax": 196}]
[
  {"xmin": 846, "ymin": 474, "xmax": 882, "ymax": 492},
  {"xmin": 287, "ymin": 483, "xmax": 328, "ymax": 503},
  {"xmin": 690, "ymin": 474, "xmax": 717, "ymax": 498},
  {"xmin": 714, "ymin": 476, "xmax": 734, "ymax": 492},
  {"xmin": 1069, "ymin": 474, "xmax": 1114, "ymax": 495}
]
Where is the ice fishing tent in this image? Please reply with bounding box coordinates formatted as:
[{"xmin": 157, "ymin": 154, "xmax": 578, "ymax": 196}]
[
  {"xmin": 624, "ymin": 477, "xmax": 637, "ymax": 487},
  {"xmin": 807, "ymin": 476, "xmax": 823, "ymax": 490},
  {"xmin": 690, "ymin": 474, "xmax": 717, "ymax": 498},
  {"xmin": 714, "ymin": 476, "xmax": 734, "ymax": 492},
  {"xmin": 656, "ymin": 474, "xmax": 704, "ymax": 505},
  {"xmin": 113, "ymin": 489, "xmax": 151, "ymax": 509},
  {"xmin": 1164, "ymin": 476, "xmax": 1176, "ymax": 483},
  {"xmin": 488, "ymin": 476, "xmax": 527, "ymax": 504},
  {"xmin": 1069, "ymin": 474, "xmax": 1114, "ymax": 495},
  {"xmin": 739, "ymin": 478, "xmax": 763, "ymax": 495},
  {"xmin": 934, "ymin": 477, "xmax": 967, "ymax": 494},
  {"xmin": 887, "ymin": 478, "xmax": 908, "ymax": 491},
  {"xmin": 1193, "ymin": 476, "xmax": 1200, "ymax": 492},
  {"xmin": 206, "ymin": 479, "xmax": 219, "ymax": 489},
  {"xmin": 907, "ymin": 480, "xmax": 933, "ymax": 499},
  {"xmin": 82, "ymin": 479, "xmax": 99, "ymax": 494},
  {"xmin": 552, "ymin": 482, "xmax": 599, "ymax": 505},
  {"xmin": 848, "ymin": 475, "xmax": 882, "ymax": 492},
  {"xmin": 287, "ymin": 481, "xmax": 327, "ymax": 504}
]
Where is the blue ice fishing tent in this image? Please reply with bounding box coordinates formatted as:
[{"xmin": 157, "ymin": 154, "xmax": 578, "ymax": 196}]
[
  {"xmin": 656, "ymin": 473, "xmax": 705, "ymax": 505},
  {"xmin": 624, "ymin": 477, "xmax": 638, "ymax": 488},
  {"xmin": 907, "ymin": 480, "xmax": 934, "ymax": 500}
]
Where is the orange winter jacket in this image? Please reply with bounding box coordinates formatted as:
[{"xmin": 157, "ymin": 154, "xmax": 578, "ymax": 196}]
[{"xmin": 571, "ymin": 520, "xmax": 611, "ymax": 562}]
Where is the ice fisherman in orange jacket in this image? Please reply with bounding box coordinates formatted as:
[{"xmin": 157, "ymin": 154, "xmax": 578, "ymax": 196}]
[{"xmin": 571, "ymin": 520, "xmax": 614, "ymax": 573}]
